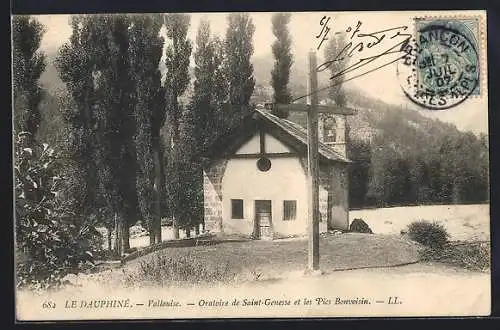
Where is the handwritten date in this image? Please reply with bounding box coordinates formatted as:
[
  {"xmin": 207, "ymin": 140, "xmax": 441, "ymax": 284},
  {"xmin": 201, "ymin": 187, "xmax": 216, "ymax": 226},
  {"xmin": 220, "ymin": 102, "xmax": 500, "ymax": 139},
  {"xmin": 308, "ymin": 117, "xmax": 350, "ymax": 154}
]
[{"xmin": 316, "ymin": 19, "xmax": 412, "ymax": 82}]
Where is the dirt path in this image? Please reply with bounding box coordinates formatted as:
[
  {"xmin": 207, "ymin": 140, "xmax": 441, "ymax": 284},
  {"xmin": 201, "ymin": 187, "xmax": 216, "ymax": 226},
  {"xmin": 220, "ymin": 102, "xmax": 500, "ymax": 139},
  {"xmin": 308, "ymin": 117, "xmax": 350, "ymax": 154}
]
[{"xmin": 16, "ymin": 262, "xmax": 490, "ymax": 320}]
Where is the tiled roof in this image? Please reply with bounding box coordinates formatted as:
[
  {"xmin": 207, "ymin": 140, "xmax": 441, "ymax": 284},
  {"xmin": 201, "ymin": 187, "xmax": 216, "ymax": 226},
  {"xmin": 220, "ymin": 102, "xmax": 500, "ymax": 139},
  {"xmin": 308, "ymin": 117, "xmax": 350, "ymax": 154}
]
[{"xmin": 255, "ymin": 108, "xmax": 351, "ymax": 163}]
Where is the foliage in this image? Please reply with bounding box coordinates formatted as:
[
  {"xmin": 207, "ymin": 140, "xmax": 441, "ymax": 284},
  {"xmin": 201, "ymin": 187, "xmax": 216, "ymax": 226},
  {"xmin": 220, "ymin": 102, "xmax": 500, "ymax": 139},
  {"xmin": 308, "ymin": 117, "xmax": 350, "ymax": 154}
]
[
  {"xmin": 349, "ymin": 218, "xmax": 373, "ymax": 234},
  {"xmin": 323, "ymin": 31, "xmax": 347, "ymax": 107},
  {"xmin": 14, "ymin": 135, "xmax": 100, "ymax": 290},
  {"xmin": 36, "ymin": 89, "xmax": 70, "ymax": 147},
  {"xmin": 270, "ymin": 13, "xmax": 293, "ymax": 118},
  {"xmin": 407, "ymin": 220, "xmax": 449, "ymax": 250},
  {"xmin": 191, "ymin": 20, "xmax": 228, "ymax": 155},
  {"xmin": 124, "ymin": 254, "xmax": 236, "ymax": 287},
  {"xmin": 55, "ymin": 15, "xmax": 103, "ymax": 227},
  {"xmin": 163, "ymin": 13, "xmax": 193, "ymax": 239},
  {"xmin": 177, "ymin": 103, "xmax": 204, "ymax": 233},
  {"xmin": 128, "ymin": 14, "xmax": 165, "ymax": 244},
  {"xmin": 56, "ymin": 14, "xmax": 139, "ymax": 254},
  {"xmin": 224, "ymin": 13, "xmax": 256, "ymax": 107},
  {"xmin": 12, "ymin": 15, "xmax": 46, "ymax": 140},
  {"xmin": 170, "ymin": 19, "xmax": 231, "ymax": 235},
  {"xmin": 346, "ymin": 90, "xmax": 489, "ymax": 209},
  {"xmin": 347, "ymin": 137, "xmax": 371, "ymax": 208},
  {"xmin": 164, "ymin": 13, "xmax": 192, "ymax": 138}
]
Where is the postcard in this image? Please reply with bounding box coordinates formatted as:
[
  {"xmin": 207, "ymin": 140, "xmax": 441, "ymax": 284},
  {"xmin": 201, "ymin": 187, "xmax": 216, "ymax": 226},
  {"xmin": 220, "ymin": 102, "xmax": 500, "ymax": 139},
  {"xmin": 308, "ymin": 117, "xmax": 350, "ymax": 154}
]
[{"xmin": 12, "ymin": 10, "xmax": 490, "ymax": 320}]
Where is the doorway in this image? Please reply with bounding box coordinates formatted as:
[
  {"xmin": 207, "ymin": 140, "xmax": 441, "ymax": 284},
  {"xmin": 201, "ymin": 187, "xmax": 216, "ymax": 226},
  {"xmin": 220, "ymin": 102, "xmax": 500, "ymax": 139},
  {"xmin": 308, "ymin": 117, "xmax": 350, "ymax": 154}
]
[{"xmin": 254, "ymin": 200, "xmax": 273, "ymax": 240}]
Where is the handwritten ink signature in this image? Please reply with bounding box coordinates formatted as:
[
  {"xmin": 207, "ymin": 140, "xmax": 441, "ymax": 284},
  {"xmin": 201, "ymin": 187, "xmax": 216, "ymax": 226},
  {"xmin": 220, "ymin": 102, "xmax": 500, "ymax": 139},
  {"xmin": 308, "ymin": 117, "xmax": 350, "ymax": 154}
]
[
  {"xmin": 315, "ymin": 16, "xmax": 331, "ymax": 50},
  {"xmin": 317, "ymin": 20, "xmax": 412, "ymax": 82}
]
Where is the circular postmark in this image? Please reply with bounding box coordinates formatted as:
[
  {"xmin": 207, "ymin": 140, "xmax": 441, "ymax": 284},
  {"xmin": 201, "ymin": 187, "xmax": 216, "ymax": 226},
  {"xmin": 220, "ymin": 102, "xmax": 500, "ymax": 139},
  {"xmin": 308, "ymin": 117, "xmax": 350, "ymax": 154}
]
[{"xmin": 397, "ymin": 20, "xmax": 480, "ymax": 110}]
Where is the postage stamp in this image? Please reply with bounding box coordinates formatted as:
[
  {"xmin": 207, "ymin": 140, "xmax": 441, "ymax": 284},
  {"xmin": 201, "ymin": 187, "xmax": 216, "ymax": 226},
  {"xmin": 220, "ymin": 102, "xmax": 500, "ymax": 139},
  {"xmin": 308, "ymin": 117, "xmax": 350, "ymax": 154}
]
[
  {"xmin": 398, "ymin": 17, "xmax": 483, "ymax": 110},
  {"xmin": 12, "ymin": 10, "xmax": 490, "ymax": 322}
]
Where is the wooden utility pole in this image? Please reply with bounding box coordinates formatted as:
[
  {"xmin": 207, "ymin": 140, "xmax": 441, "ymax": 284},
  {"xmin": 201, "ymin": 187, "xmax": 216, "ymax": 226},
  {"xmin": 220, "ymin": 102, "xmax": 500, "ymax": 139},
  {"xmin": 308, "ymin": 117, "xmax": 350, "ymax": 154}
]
[
  {"xmin": 269, "ymin": 50, "xmax": 356, "ymax": 273},
  {"xmin": 306, "ymin": 50, "xmax": 320, "ymax": 271}
]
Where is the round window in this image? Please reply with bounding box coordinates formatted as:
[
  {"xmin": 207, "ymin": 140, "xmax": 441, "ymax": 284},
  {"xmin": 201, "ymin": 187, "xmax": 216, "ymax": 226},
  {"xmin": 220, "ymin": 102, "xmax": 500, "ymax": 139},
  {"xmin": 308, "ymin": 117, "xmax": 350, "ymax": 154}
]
[{"xmin": 257, "ymin": 157, "xmax": 271, "ymax": 172}]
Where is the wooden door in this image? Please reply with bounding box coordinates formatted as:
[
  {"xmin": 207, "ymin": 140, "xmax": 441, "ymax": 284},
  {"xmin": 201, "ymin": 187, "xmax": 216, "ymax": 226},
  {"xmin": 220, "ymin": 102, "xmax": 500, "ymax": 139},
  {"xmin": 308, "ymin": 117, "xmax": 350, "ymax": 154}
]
[{"xmin": 254, "ymin": 200, "xmax": 272, "ymax": 239}]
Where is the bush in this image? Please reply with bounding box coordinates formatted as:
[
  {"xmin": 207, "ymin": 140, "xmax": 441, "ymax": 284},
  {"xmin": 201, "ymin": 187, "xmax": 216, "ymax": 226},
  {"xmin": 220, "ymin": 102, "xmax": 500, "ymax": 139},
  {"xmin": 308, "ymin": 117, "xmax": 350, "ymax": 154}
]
[
  {"xmin": 349, "ymin": 218, "xmax": 373, "ymax": 234},
  {"xmin": 14, "ymin": 135, "xmax": 101, "ymax": 290},
  {"xmin": 125, "ymin": 254, "xmax": 236, "ymax": 287},
  {"xmin": 407, "ymin": 220, "xmax": 449, "ymax": 249}
]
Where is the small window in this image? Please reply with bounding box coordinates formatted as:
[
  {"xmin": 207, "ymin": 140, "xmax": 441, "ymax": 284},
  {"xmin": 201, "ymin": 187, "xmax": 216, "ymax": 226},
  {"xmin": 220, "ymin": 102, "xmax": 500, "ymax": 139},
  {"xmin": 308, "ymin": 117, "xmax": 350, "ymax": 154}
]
[
  {"xmin": 257, "ymin": 157, "xmax": 271, "ymax": 172},
  {"xmin": 231, "ymin": 199, "xmax": 244, "ymax": 219},
  {"xmin": 283, "ymin": 200, "xmax": 297, "ymax": 221}
]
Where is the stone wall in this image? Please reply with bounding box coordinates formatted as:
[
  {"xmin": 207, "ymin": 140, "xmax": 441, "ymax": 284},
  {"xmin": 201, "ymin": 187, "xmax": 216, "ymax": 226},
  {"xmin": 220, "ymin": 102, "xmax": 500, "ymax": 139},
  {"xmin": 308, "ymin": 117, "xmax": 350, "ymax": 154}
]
[
  {"xmin": 319, "ymin": 162, "xmax": 349, "ymax": 230},
  {"xmin": 298, "ymin": 158, "xmax": 350, "ymax": 231},
  {"xmin": 328, "ymin": 163, "xmax": 349, "ymax": 230},
  {"xmin": 203, "ymin": 159, "xmax": 228, "ymax": 233}
]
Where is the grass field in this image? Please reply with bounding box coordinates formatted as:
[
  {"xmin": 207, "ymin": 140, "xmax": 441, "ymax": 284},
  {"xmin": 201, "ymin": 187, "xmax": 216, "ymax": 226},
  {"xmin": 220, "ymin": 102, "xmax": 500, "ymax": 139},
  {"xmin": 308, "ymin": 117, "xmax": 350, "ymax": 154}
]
[
  {"xmin": 65, "ymin": 204, "xmax": 490, "ymax": 290},
  {"xmin": 119, "ymin": 232, "xmax": 421, "ymax": 288}
]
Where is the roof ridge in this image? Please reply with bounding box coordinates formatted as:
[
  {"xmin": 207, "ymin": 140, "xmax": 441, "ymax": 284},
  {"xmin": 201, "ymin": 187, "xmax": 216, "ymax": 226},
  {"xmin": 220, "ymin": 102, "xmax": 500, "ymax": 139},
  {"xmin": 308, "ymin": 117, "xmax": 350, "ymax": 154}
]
[{"xmin": 255, "ymin": 108, "xmax": 350, "ymax": 163}]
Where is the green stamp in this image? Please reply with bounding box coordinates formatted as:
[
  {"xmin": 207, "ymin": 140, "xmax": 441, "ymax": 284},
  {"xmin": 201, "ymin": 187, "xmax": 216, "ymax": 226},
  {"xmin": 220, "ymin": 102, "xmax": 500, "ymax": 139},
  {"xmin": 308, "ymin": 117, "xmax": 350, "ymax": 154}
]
[{"xmin": 398, "ymin": 17, "xmax": 481, "ymax": 110}]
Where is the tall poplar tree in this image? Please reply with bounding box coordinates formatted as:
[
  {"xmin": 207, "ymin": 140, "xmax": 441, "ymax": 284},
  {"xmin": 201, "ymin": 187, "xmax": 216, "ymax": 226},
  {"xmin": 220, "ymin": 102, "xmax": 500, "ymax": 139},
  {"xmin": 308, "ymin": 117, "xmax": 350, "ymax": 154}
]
[
  {"xmin": 164, "ymin": 13, "xmax": 192, "ymax": 239},
  {"xmin": 128, "ymin": 14, "xmax": 165, "ymax": 245},
  {"xmin": 177, "ymin": 103, "xmax": 202, "ymax": 237},
  {"xmin": 224, "ymin": 13, "xmax": 255, "ymax": 118},
  {"xmin": 56, "ymin": 15, "xmax": 101, "ymax": 225},
  {"xmin": 323, "ymin": 32, "xmax": 348, "ymax": 106},
  {"xmin": 95, "ymin": 15, "xmax": 138, "ymax": 254},
  {"xmin": 270, "ymin": 13, "xmax": 293, "ymax": 118},
  {"xmin": 192, "ymin": 20, "xmax": 227, "ymax": 155},
  {"xmin": 57, "ymin": 15, "xmax": 137, "ymax": 255},
  {"xmin": 12, "ymin": 15, "xmax": 46, "ymax": 144},
  {"xmin": 178, "ymin": 20, "xmax": 228, "ymax": 235}
]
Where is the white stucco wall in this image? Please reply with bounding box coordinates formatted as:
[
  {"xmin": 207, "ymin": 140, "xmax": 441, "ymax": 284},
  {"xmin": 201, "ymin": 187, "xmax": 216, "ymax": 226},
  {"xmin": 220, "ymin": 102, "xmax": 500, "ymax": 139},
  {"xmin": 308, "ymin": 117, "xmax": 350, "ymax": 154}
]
[
  {"xmin": 221, "ymin": 157, "xmax": 308, "ymax": 236},
  {"xmin": 221, "ymin": 132, "xmax": 308, "ymax": 237}
]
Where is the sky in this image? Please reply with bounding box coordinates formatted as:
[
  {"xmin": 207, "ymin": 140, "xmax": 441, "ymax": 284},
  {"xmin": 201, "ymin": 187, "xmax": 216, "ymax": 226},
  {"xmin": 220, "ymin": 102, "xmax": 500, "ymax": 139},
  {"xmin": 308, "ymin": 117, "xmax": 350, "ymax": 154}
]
[{"xmin": 33, "ymin": 11, "xmax": 488, "ymax": 134}]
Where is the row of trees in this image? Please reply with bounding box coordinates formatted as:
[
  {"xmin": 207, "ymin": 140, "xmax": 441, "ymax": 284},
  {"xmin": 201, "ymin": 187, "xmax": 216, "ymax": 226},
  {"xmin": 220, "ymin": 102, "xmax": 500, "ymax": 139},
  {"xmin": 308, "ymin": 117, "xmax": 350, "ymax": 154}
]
[
  {"xmin": 53, "ymin": 13, "xmax": 259, "ymax": 252},
  {"xmin": 14, "ymin": 13, "xmax": 295, "ymax": 286}
]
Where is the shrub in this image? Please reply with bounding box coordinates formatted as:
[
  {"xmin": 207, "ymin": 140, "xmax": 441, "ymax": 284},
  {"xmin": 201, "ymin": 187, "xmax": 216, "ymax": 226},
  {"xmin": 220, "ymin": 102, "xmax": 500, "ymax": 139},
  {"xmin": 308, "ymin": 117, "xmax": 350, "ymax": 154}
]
[
  {"xmin": 349, "ymin": 218, "xmax": 373, "ymax": 234},
  {"xmin": 14, "ymin": 135, "xmax": 101, "ymax": 290},
  {"xmin": 407, "ymin": 220, "xmax": 449, "ymax": 249},
  {"xmin": 125, "ymin": 254, "xmax": 236, "ymax": 287}
]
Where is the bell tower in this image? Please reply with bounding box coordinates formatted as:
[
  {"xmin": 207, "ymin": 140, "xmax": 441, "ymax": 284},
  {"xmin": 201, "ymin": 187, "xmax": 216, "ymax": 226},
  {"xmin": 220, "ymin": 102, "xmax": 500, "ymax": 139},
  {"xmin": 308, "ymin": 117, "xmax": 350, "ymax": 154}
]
[{"xmin": 318, "ymin": 112, "xmax": 347, "ymax": 158}]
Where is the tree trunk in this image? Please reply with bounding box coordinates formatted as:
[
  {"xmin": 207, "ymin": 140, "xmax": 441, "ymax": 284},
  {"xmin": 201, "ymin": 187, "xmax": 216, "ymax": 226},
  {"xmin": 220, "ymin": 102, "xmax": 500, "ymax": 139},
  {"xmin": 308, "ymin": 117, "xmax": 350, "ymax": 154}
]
[
  {"xmin": 114, "ymin": 213, "xmax": 122, "ymax": 257},
  {"xmin": 152, "ymin": 146, "xmax": 163, "ymax": 245},
  {"xmin": 185, "ymin": 227, "xmax": 191, "ymax": 238},
  {"xmin": 149, "ymin": 223, "xmax": 156, "ymax": 246},
  {"xmin": 107, "ymin": 227, "xmax": 112, "ymax": 251},
  {"xmin": 170, "ymin": 106, "xmax": 181, "ymax": 240},
  {"xmin": 122, "ymin": 220, "xmax": 130, "ymax": 253},
  {"xmin": 172, "ymin": 216, "xmax": 180, "ymax": 239},
  {"xmin": 195, "ymin": 224, "xmax": 200, "ymax": 236}
]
